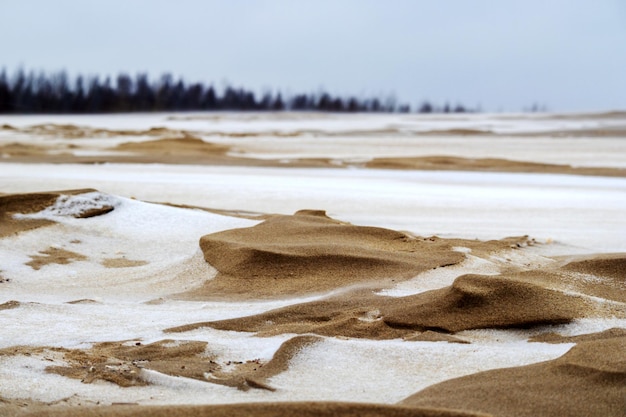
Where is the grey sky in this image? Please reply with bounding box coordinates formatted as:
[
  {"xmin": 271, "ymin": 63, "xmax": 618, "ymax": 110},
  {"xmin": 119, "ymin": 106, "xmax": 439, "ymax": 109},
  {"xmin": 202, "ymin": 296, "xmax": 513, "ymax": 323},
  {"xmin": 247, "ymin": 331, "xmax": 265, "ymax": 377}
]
[{"xmin": 2, "ymin": 0, "xmax": 625, "ymax": 111}]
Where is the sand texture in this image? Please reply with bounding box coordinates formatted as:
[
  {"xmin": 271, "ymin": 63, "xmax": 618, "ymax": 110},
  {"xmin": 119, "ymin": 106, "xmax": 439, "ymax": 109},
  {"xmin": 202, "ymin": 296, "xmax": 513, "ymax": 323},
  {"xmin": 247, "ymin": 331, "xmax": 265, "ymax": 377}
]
[
  {"xmin": 400, "ymin": 336, "xmax": 626, "ymax": 417},
  {"xmin": 190, "ymin": 210, "xmax": 501, "ymax": 299},
  {"xmin": 1, "ymin": 112, "xmax": 625, "ymax": 416},
  {"xmin": 10, "ymin": 402, "xmax": 489, "ymax": 417}
]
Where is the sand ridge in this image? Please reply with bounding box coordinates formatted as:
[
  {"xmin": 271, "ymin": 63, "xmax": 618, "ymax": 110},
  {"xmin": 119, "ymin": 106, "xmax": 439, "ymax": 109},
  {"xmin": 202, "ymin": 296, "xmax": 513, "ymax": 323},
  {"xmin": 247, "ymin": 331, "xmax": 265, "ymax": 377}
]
[
  {"xmin": 365, "ymin": 155, "xmax": 626, "ymax": 177},
  {"xmin": 186, "ymin": 210, "xmax": 536, "ymax": 300},
  {"xmin": 8, "ymin": 401, "xmax": 490, "ymax": 417},
  {"xmin": 167, "ymin": 272, "xmax": 596, "ymax": 338},
  {"xmin": 400, "ymin": 335, "xmax": 626, "ymax": 417}
]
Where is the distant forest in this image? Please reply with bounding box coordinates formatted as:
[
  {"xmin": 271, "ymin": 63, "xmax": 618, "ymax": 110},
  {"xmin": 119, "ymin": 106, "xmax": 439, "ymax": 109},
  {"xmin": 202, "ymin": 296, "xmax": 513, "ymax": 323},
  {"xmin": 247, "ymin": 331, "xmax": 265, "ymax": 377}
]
[{"xmin": 0, "ymin": 69, "xmax": 472, "ymax": 114}]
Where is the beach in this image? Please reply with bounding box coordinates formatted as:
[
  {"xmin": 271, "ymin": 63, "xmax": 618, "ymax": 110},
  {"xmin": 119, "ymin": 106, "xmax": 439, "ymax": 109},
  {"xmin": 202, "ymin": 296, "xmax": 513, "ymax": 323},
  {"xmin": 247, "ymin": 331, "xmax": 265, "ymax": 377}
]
[{"xmin": 1, "ymin": 112, "xmax": 625, "ymax": 416}]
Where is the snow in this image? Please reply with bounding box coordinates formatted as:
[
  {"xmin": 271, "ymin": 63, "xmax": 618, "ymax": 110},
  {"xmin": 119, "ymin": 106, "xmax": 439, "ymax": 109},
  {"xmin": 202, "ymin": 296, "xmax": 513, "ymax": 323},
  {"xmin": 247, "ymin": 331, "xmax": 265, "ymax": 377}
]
[
  {"xmin": 2, "ymin": 164, "xmax": 625, "ymax": 253},
  {"xmin": 0, "ymin": 112, "xmax": 624, "ymax": 407}
]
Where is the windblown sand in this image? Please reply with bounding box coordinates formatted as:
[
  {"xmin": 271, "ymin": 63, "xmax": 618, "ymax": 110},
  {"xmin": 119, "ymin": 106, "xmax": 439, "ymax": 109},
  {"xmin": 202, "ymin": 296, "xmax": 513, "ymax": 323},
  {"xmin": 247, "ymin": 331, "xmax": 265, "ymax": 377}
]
[{"xmin": 1, "ymin": 112, "xmax": 625, "ymax": 417}]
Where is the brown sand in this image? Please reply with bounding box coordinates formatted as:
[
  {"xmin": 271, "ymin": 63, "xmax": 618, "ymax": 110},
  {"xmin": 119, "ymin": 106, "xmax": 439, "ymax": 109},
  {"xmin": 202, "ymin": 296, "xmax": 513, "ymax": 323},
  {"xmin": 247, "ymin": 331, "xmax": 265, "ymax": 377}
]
[
  {"xmin": 26, "ymin": 247, "xmax": 87, "ymax": 270},
  {"xmin": 169, "ymin": 272, "xmax": 591, "ymax": 338},
  {"xmin": 186, "ymin": 211, "xmax": 530, "ymax": 300},
  {"xmin": 381, "ymin": 274, "xmax": 591, "ymax": 332},
  {"xmin": 560, "ymin": 255, "xmax": 626, "ymax": 302},
  {"xmin": 0, "ymin": 189, "xmax": 111, "ymax": 237},
  {"xmin": 189, "ymin": 210, "xmax": 465, "ymax": 299},
  {"xmin": 0, "ymin": 191, "xmax": 59, "ymax": 237},
  {"xmin": 39, "ymin": 335, "xmax": 320, "ymax": 392},
  {"xmin": 0, "ymin": 142, "xmax": 52, "ymax": 157},
  {"xmin": 1, "ymin": 189, "xmax": 623, "ymax": 416},
  {"xmin": 19, "ymin": 124, "xmax": 183, "ymax": 140},
  {"xmin": 400, "ymin": 336, "xmax": 626, "ymax": 417},
  {"xmin": 366, "ymin": 156, "xmax": 626, "ymax": 177},
  {"xmin": 500, "ymin": 255, "xmax": 626, "ymax": 305},
  {"xmin": 114, "ymin": 135, "xmax": 230, "ymax": 156},
  {"xmin": 403, "ymin": 331, "xmax": 470, "ymax": 344},
  {"xmin": 101, "ymin": 258, "xmax": 148, "ymax": 268},
  {"xmin": 168, "ymin": 289, "xmax": 413, "ymax": 339},
  {"xmin": 8, "ymin": 401, "xmax": 489, "ymax": 417}
]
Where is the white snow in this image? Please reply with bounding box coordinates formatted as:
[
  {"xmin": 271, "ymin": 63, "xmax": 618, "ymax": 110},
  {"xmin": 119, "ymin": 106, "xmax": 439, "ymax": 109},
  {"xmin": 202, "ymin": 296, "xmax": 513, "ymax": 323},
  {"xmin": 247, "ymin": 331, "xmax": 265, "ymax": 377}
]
[{"xmin": 0, "ymin": 112, "xmax": 624, "ymax": 407}]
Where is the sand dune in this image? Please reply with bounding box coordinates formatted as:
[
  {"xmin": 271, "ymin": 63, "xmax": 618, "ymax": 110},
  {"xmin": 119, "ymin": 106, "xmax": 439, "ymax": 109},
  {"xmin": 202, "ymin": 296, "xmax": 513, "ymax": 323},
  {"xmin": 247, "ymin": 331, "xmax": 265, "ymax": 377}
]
[
  {"xmin": 366, "ymin": 156, "xmax": 626, "ymax": 177},
  {"xmin": 168, "ymin": 271, "xmax": 596, "ymax": 338},
  {"xmin": 10, "ymin": 401, "xmax": 488, "ymax": 417},
  {"xmin": 187, "ymin": 210, "xmax": 534, "ymax": 299},
  {"xmin": 191, "ymin": 210, "xmax": 463, "ymax": 298},
  {"xmin": 381, "ymin": 274, "xmax": 591, "ymax": 332},
  {"xmin": 115, "ymin": 136, "xmax": 230, "ymax": 156},
  {"xmin": 400, "ymin": 335, "xmax": 626, "ymax": 417}
]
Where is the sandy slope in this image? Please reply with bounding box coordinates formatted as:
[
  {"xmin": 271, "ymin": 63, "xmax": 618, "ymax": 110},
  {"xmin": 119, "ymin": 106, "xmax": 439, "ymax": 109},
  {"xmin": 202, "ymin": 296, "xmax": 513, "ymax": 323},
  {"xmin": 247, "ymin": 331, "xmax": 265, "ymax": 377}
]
[{"xmin": 1, "ymin": 112, "xmax": 625, "ymax": 416}]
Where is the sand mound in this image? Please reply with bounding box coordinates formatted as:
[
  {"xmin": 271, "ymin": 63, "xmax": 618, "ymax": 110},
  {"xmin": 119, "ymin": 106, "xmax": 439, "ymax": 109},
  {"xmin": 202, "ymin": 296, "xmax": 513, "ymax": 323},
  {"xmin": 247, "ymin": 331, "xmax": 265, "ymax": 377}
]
[
  {"xmin": 382, "ymin": 274, "xmax": 590, "ymax": 332},
  {"xmin": 0, "ymin": 300, "xmax": 20, "ymax": 310},
  {"xmin": 0, "ymin": 143, "xmax": 51, "ymax": 157},
  {"xmin": 26, "ymin": 247, "xmax": 87, "ymax": 270},
  {"xmin": 115, "ymin": 136, "xmax": 230, "ymax": 156},
  {"xmin": 10, "ymin": 402, "xmax": 488, "ymax": 417},
  {"xmin": 171, "ymin": 271, "xmax": 592, "ymax": 338},
  {"xmin": 40, "ymin": 336, "xmax": 319, "ymax": 393},
  {"xmin": 187, "ymin": 211, "xmax": 530, "ymax": 299},
  {"xmin": 400, "ymin": 336, "xmax": 626, "ymax": 417},
  {"xmin": 168, "ymin": 291, "xmax": 412, "ymax": 339},
  {"xmin": 500, "ymin": 255, "xmax": 626, "ymax": 304},
  {"xmin": 365, "ymin": 156, "xmax": 626, "ymax": 177},
  {"xmin": 403, "ymin": 331, "xmax": 470, "ymax": 344}
]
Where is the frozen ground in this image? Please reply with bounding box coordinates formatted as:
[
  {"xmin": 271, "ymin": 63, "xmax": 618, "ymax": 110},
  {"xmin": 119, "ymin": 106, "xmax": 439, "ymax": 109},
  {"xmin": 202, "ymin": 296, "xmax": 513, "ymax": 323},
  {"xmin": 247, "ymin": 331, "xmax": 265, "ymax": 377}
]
[
  {"xmin": 1, "ymin": 163, "xmax": 624, "ymax": 253},
  {"xmin": 0, "ymin": 112, "xmax": 625, "ymax": 409}
]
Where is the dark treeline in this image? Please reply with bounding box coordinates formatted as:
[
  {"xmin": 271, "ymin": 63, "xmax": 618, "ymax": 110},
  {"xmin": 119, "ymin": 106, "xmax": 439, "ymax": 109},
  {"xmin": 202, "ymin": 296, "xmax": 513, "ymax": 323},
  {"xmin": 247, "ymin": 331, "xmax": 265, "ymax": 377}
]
[{"xmin": 0, "ymin": 68, "xmax": 472, "ymax": 114}]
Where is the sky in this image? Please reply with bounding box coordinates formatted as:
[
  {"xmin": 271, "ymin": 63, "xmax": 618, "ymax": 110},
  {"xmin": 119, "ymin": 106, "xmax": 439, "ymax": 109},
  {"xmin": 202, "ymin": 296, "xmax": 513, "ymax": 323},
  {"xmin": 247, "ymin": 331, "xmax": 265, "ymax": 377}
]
[{"xmin": 1, "ymin": 0, "xmax": 625, "ymax": 112}]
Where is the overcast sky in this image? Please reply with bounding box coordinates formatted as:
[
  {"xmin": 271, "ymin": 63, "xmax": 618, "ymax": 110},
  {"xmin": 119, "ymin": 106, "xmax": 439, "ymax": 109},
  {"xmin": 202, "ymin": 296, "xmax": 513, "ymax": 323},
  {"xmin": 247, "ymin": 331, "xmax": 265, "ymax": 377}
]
[{"xmin": 2, "ymin": 0, "xmax": 625, "ymax": 112}]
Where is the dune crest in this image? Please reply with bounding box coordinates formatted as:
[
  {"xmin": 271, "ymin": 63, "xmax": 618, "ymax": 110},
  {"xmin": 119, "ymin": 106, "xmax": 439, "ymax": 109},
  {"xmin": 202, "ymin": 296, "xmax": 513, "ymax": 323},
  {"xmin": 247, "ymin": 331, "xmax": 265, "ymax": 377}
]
[
  {"xmin": 114, "ymin": 136, "xmax": 230, "ymax": 156},
  {"xmin": 381, "ymin": 274, "xmax": 590, "ymax": 332}
]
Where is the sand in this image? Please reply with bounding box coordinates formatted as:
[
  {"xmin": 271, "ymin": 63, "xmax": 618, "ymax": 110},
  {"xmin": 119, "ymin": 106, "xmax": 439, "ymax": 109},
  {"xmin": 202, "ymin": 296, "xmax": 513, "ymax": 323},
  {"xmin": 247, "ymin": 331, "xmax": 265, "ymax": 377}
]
[
  {"xmin": 2, "ymin": 117, "xmax": 626, "ymax": 175},
  {"xmin": 189, "ymin": 210, "xmax": 489, "ymax": 299},
  {"xmin": 366, "ymin": 156, "xmax": 626, "ymax": 177},
  {"xmin": 10, "ymin": 402, "xmax": 488, "ymax": 417},
  {"xmin": 400, "ymin": 335, "xmax": 626, "ymax": 417},
  {"xmin": 1, "ymin": 112, "xmax": 625, "ymax": 416}
]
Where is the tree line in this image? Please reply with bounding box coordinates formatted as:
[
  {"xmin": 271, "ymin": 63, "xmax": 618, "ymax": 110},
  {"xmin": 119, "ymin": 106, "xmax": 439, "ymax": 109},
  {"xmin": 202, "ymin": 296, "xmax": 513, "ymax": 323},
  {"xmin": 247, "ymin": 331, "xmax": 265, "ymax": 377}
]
[{"xmin": 0, "ymin": 68, "xmax": 472, "ymax": 114}]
